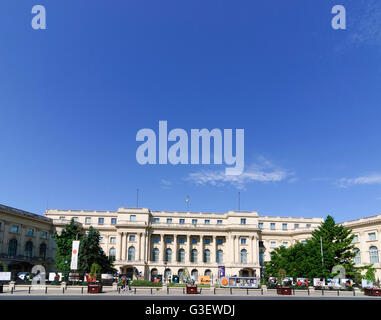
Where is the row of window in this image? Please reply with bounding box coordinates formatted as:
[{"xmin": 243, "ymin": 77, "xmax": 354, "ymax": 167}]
[
  {"xmin": 66, "ymin": 217, "xmax": 118, "ymax": 225},
  {"xmin": 258, "ymin": 222, "xmax": 312, "ymax": 230},
  {"xmin": 116, "ymin": 247, "xmax": 250, "ymax": 264},
  {"xmin": 151, "ymin": 236, "xmax": 228, "ymax": 245},
  {"xmin": 7, "ymin": 239, "xmax": 47, "ymax": 260},
  {"xmin": 8, "ymin": 225, "xmax": 49, "ymax": 238},
  {"xmin": 353, "ymin": 232, "xmax": 378, "ymax": 243},
  {"xmin": 353, "ymin": 246, "xmax": 379, "ymax": 264}
]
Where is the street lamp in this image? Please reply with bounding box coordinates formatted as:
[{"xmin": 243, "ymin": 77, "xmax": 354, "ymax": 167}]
[{"xmin": 65, "ymin": 260, "xmax": 68, "ymax": 283}]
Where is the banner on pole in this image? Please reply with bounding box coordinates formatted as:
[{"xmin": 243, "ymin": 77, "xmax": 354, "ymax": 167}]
[{"xmin": 70, "ymin": 240, "xmax": 80, "ymax": 270}]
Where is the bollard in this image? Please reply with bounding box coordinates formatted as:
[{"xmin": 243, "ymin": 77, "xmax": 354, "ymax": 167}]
[
  {"xmin": 353, "ymin": 290, "xmax": 355, "ymax": 296},
  {"xmin": 214, "ymin": 288, "xmax": 216, "ymax": 295},
  {"xmin": 337, "ymin": 290, "xmax": 339, "ymax": 296},
  {"xmin": 308, "ymin": 288, "xmax": 310, "ymax": 296},
  {"xmin": 261, "ymin": 288, "xmax": 263, "ymax": 295},
  {"xmin": 230, "ymin": 287, "xmax": 232, "ymax": 295},
  {"xmin": 322, "ymin": 289, "xmax": 324, "ymax": 296},
  {"xmin": 11, "ymin": 287, "xmax": 13, "ymax": 294},
  {"xmin": 28, "ymin": 287, "xmax": 31, "ymax": 294},
  {"xmin": 81, "ymin": 287, "xmax": 84, "ymax": 294},
  {"xmin": 167, "ymin": 287, "xmax": 169, "ymax": 294},
  {"xmin": 118, "ymin": 287, "xmax": 121, "ymax": 294},
  {"xmin": 45, "ymin": 287, "xmax": 48, "ymax": 294},
  {"xmin": 151, "ymin": 288, "xmax": 153, "ymax": 295},
  {"xmin": 293, "ymin": 288, "xmax": 295, "ymax": 295},
  {"xmin": 246, "ymin": 288, "xmax": 249, "ymax": 295},
  {"xmin": 134, "ymin": 288, "xmax": 136, "ymax": 294},
  {"xmin": 183, "ymin": 288, "xmax": 185, "ymax": 294},
  {"xmin": 63, "ymin": 287, "xmax": 65, "ymax": 294},
  {"xmin": 200, "ymin": 288, "xmax": 202, "ymax": 294}
]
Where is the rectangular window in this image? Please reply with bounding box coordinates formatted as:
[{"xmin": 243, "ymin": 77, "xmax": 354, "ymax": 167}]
[
  {"xmin": 241, "ymin": 238, "xmax": 247, "ymax": 245},
  {"xmin": 204, "ymin": 220, "xmax": 210, "ymax": 224},
  {"xmin": 73, "ymin": 217, "xmax": 79, "ymax": 222},
  {"xmin": 368, "ymin": 233, "xmax": 377, "ymax": 241},
  {"xmin": 85, "ymin": 217, "xmax": 91, "ymax": 224},
  {"xmin": 204, "ymin": 238, "xmax": 211, "ymax": 245},
  {"xmin": 41, "ymin": 231, "xmax": 48, "ymax": 239},
  {"xmin": 98, "ymin": 218, "xmax": 104, "ymax": 225},
  {"xmin": 301, "ymin": 240, "xmax": 307, "ymax": 244},
  {"xmin": 153, "ymin": 237, "xmax": 159, "ymax": 243},
  {"xmin": 294, "ymin": 224, "xmax": 299, "ymax": 229},
  {"xmin": 99, "ymin": 237, "xmax": 104, "ymax": 243},
  {"xmin": 270, "ymin": 241, "xmax": 277, "ymax": 248},
  {"xmin": 166, "ymin": 218, "xmax": 172, "ymax": 224},
  {"xmin": 59, "ymin": 216, "xmax": 65, "ymax": 220},
  {"xmin": 241, "ymin": 218, "xmax": 246, "ymax": 225},
  {"xmin": 191, "ymin": 238, "xmax": 198, "ymax": 244},
  {"xmin": 110, "ymin": 237, "xmax": 116, "ymax": 244},
  {"xmin": 306, "ymin": 224, "xmax": 311, "ymax": 228},
  {"xmin": 129, "ymin": 235, "xmax": 136, "ymax": 242},
  {"xmin": 111, "ymin": 218, "xmax": 117, "ymax": 225},
  {"xmin": 153, "ymin": 218, "xmax": 160, "ymax": 223},
  {"xmin": 217, "ymin": 239, "xmax": 223, "ymax": 245},
  {"xmin": 179, "ymin": 237, "xmax": 185, "ymax": 244},
  {"xmin": 130, "ymin": 215, "xmax": 136, "ymax": 222},
  {"xmin": 258, "ymin": 222, "xmax": 263, "ymax": 229},
  {"xmin": 26, "ymin": 229, "xmax": 34, "ymax": 236},
  {"xmin": 217, "ymin": 220, "xmax": 223, "ymax": 225},
  {"xmin": 282, "ymin": 242, "xmax": 289, "ymax": 248},
  {"xmin": 353, "ymin": 235, "xmax": 359, "ymax": 243},
  {"xmin": 179, "ymin": 219, "xmax": 185, "ymax": 224},
  {"xmin": 270, "ymin": 223, "xmax": 276, "ymax": 230},
  {"xmin": 282, "ymin": 223, "xmax": 287, "ymax": 230},
  {"xmin": 165, "ymin": 237, "xmax": 172, "ymax": 244},
  {"xmin": 192, "ymin": 219, "xmax": 197, "ymax": 225}
]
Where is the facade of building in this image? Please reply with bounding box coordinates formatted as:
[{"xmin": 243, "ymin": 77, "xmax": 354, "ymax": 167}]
[
  {"xmin": 0, "ymin": 204, "xmax": 56, "ymax": 274},
  {"xmin": 1, "ymin": 204, "xmax": 381, "ymax": 282}
]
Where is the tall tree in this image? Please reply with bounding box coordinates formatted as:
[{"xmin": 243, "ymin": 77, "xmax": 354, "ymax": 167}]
[
  {"xmin": 77, "ymin": 226, "xmax": 116, "ymax": 274},
  {"xmin": 53, "ymin": 219, "xmax": 83, "ymax": 273},
  {"xmin": 264, "ymin": 216, "xmax": 356, "ymax": 279}
]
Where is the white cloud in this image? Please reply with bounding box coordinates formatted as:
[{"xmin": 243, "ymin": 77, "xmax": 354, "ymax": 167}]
[
  {"xmin": 186, "ymin": 157, "xmax": 292, "ymax": 190},
  {"xmin": 160, "ymin": 179, "xmax": 173, "ymax": 189},
  {"xmin": 337, "ymin": 174, "xmax": 381, "ymax": 188}
]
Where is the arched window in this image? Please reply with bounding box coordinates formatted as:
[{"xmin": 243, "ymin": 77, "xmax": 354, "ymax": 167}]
[
  {"xmin": 164, "ymin": 268, "xmax": 172, "ymax": 280},
  {"xmin": 240, "ymin": 249, "xmax": 247, "ymax": 264},
  {"xmin": 109, "ymin": 248, "xmax": 116, "ymax": 261},
  {"xmin": 39, "ymin": 243, "xmax": 47, "ymax": 260},
  {"xmin": 128, "ymin": 246, "xmax": 135, "ymax": 261},
  {"xmin": 369, "ymin": 246, "xmax": 379, "ymax": 264},
  {"xmin": 191, "ymin": 269, "xmax": 198, "ymax": 281},
  {"xmin": 191, "ymin": 249, "xmax": 198, "ymax": 263},
  {"xmin": 178, "ymin": 249, "xmax": 185, "ymax": 262},
  {"xmin": 165, "ymin": 248, "xmax": 172, "ymax": 262},
  {"xmin": 151, "ymin": 268, "xmax": 158, "ymax": 276},
  {"xmin": 353, "ymin": 248, "xmax": 361, "ymax": 265},
  {"xmin": 204, "ymin": 269, "xmax": 211, "ymax": 277},
  {"xmin": 25, "ymin": 241, "xmax": 33, "ymax": 259},
  {"xmin": 216, "ymin": 250, "xmax": 223, "ymax": 264},
  {"xmin": 8, "ymin": 239, "xmax": 17, "ymax": 257},
  {"xmin": 203, "ymin": 249, "xmax": 210, "ymax": 263},
  {"xmin": 178, "ymin": 269, "xmax": 184, "ymax": 278},
  {"xmin": 152, "ymin": 248, "xmax": 159, "ymax": 262}
]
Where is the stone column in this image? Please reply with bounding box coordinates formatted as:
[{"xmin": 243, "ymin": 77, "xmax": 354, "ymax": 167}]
[
  {"xmin": 160, "ymin": 234, "xmax": 165, "ymax": 263},
  {"xmin": 187, "ymin": 235, "xmax": 191, "ymax": 263},
  {"xmin": 173, "ymin": 234, "xmax": 177, "ymax": 262},
  {"xmin": 235, "ymin": 236, "xmax": 239, "ymax": 263},
  {"xmin": 229, "ymin": 234, "xmax": 235, "ymax": 264},
  {"xmin": 121, "ymin": 232, "xmax": 126, "ymax": 261},
  {"xmin": 212, "ymin": 235, "xmax": 216, "ymax": 264},
  {"xmin": 251, "ymin": 236, "xmax": 255, "ymax": 264},
  {"xmin": 138, "ymin": 233, "xmax": 142, "ymax": 261}
]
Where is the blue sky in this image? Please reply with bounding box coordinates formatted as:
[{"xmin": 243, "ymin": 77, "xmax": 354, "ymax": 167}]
[{"xmin": 1, "ymin": 0, "xmax": 381, "ymax": 222}]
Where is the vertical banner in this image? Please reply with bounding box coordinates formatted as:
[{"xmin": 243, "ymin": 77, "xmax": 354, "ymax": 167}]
[
  {"xmin": 70, "ymin": 240, "xmax": 80, "ymax": 270},
  {"xmin": 218, "ymin": 266, "xmax": 225, "ymax": 278}
]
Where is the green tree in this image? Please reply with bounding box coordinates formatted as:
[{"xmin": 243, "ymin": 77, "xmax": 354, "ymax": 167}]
[
  {"xmin": 77, "ymin": 226, "xmax": 116, "ymax": 274},
  {"xmin": 53, "ymin": 219, "xmax": 83, "ymax": 274},
  {"xmin": 264, "ymin": 215, "xmax": 356, "ymax": 279}
]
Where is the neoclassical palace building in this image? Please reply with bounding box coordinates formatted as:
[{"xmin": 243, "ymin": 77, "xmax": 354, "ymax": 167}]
[{"xmin": 1, "ymin": 204, "xmax": 381, "ymax": 281}]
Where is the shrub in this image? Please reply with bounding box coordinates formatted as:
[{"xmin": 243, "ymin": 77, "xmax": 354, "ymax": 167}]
[{"xmin": 129, "ymin": 280, "xmax": 162, "ymax": 287}]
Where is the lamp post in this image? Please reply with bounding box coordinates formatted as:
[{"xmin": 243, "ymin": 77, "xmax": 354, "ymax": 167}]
[{"xmin": 64, "ymin": 260, "xmax": 68, "ymax": 282}]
